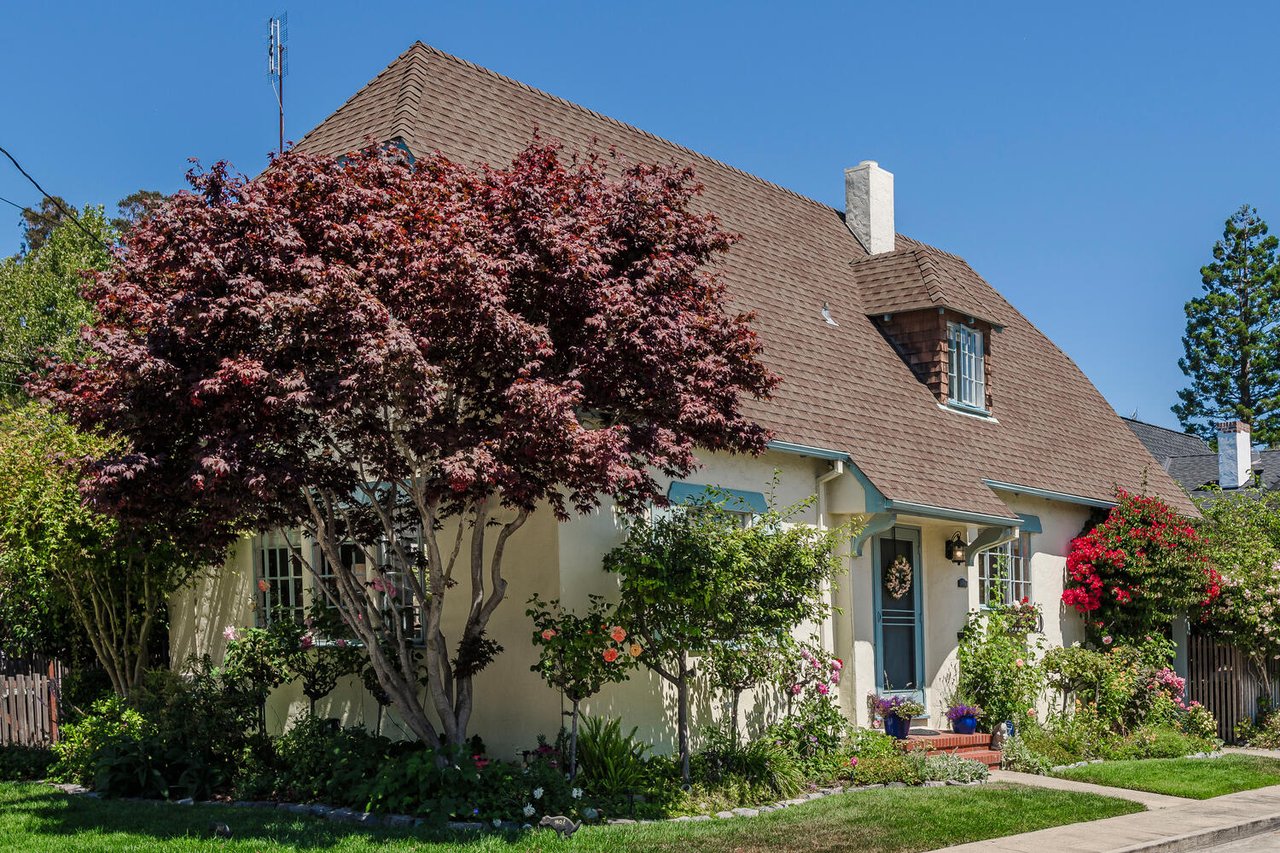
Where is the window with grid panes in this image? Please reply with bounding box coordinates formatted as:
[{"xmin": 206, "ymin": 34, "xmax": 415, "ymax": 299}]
[
  {"xmin": 315, "ymin": 542, "xmax": 368, "ymax": 613},
  {"xmin": 978, "ymin": 534, "xmax": 1032, "ymax": 607},
  {"xmin": 256, "ymin": 529, "xmax": 306, "ymax": 626},
  {"xmin": 377, "ymin": 530, "xmax": 424, "ymax": 642},
  {"xmin": 947, "ymin": 322, "xmax": 986, "ymax": 410}
]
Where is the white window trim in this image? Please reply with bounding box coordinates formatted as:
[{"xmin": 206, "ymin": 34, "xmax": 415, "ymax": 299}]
[
  {"xmin": 947, "ymin": 322, "xmax": 987, "ymax": 412},
  {"xmin": 977, "ymin": 533, "xmax": 1032, "ymax": 607}
]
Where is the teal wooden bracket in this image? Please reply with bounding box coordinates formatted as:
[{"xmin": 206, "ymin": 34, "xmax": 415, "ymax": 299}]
[
  {"xmin": 965, "ymin": 524, "xmax": 1020, "ymax": 566},
  {"xmin": 853, "ymin": 512, "xmax": 898, "ymax": 556}
]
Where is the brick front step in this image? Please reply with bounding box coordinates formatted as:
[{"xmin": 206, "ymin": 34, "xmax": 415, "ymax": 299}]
[
  {"xmin": 924, "ymin": 747, "xmax": 1002, "ymax": 768},
  {"xmin": 900, "ymin": 732, "xmax": 992, "ymax": 752}
]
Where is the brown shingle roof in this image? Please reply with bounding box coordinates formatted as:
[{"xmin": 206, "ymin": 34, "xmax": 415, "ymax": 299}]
[
  {"xmin": 295, "ymin": 42, "xmax": 1196, "ymax": 519},
  {"xmin": 855, "ymin": 246, "xmax": 1005, "ymax": 327}
]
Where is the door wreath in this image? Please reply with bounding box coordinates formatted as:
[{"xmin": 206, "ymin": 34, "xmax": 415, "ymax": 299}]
[{"xmin": 886, "ymin": 554, "xmax": 912, "ymax": 600}]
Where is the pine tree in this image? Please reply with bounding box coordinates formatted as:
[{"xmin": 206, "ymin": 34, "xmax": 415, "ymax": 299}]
[{"xmin": 1174, "ymin": 205, "xmax": 1280, "ymax": 444}]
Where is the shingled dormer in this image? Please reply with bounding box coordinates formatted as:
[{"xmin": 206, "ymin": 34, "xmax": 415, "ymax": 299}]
[{"xmin": 854, "ymin": 246, "xmax": 1004, "ymax": 414}]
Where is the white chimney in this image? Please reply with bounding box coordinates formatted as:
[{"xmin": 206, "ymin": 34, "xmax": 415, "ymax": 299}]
[
  {"xmin": 845, "ymin": 160, "xmax": 895, "ymax": 255},
  {"xmin": 1217, "ymin": 420, "xmax": 1252, "ymax": 489}
]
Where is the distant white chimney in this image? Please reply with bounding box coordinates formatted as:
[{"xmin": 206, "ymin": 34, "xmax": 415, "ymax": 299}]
[
  {"xmin": 845, "ymin": 160, "xmax": 895, "ymax": 255},
  {"xmin": 1217, "ymin": 420, "xmax": 1252, "ymax": 489}
]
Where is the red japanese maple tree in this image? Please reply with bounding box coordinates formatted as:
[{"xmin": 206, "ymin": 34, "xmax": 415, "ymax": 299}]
[{"xmin": 38, "ymin": 140, "xmax": 777, "ymax": 747}]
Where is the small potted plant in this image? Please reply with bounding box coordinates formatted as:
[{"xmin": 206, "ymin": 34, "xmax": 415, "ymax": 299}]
[
  {"xmin": 945, "ymin": 702, "xmax": 983, "ymax": 735},
  {"xmin": 874, "ymin": 695, "xmax": 924, "ymax": 739}
]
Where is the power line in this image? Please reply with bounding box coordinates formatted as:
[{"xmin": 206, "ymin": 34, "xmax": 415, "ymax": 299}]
[
  {"xmin": 0, "ymin": 194, "xmax": 31, "ymax": 213},
  {"xmin": 0, "ymin": 144, "xmax": 107, "ymax": 247}
]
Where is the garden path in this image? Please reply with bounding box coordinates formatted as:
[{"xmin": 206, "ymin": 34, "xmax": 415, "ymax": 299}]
[{"xmin": 938, "ymin": 781, "xmax": 1280, "ymax": 852}]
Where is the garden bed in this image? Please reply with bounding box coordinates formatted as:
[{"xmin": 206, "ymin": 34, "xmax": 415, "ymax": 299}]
[
  {"xmin": 1052, "ymin": 754, "xmax": 1280, "ymax": 799},
  {"xmin": 0, "ymin": 780, "xmax": 1143, "ymax": 852}
]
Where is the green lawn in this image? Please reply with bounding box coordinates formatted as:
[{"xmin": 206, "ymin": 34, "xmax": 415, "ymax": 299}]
[
  {"xmin": 1055, "ymin": 754, "xmax": 1280, "ymax": 800},
  {"xmin": 0, "ymin": 781, "xmax": 1140, "ymax": 853}
]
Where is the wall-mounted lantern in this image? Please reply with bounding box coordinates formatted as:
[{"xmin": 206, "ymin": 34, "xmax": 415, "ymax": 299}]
[{"xmin": 945, "ymin": 532, "xmax": 968, "ymax": 565}]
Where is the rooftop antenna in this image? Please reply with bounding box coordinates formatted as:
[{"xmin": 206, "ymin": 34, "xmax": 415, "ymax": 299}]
[{"xmin": 268, "ymin": 14, "xmax": 288, "ymax": 155}]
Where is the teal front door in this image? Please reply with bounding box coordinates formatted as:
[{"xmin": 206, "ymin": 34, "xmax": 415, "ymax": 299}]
[{"xmin": 873, "ymin": 528, "xmax": 924, "ymax": 697}]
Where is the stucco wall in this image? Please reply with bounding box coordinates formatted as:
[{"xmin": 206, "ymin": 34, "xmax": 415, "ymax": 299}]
[{"xmin": 168, "ymin": 454, "xmax": 1098, "ymax": 753}]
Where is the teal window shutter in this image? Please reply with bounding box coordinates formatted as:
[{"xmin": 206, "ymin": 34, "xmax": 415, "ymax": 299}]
[{"xmin": 667, "ymin": 482, "xmax": 767, "ymax": 514}]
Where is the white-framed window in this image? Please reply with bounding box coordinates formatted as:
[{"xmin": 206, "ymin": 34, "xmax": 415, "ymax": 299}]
[
  {"xmin": 377, "ymin": 529, "xmax": 425, "ymax": 642},
  {"xmin": 947, "ymin": 322, "xmax": 986, "ymax": 410},
  {"xmin": 255, "ymin": 529, "xmax": 306, "ymax": 626},
  {"xmin": 314, "ymin": 542, "xmax": 369, "ymax": 612},
  {"xmin": 978, "ymin": 533, "xmax": 1032, "ymax": 606}
]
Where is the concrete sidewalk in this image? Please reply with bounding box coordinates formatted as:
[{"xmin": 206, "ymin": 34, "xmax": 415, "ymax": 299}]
[{"xmin": 938, "ymin": 780, "xmax": 1280, "ymax": 852}]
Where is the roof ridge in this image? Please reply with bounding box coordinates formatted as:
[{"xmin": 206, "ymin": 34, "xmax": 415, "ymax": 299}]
[
  {"xmin": 913, "ymin": 249, "xmax": 947, "ymax": 305},
  {"xmin": 301, "ymin": 41, "xmax": 849, "ymax": 221},
  {"xmin": 1121, "ymin": 417, "xmax": 1208, "ymax": 438}
]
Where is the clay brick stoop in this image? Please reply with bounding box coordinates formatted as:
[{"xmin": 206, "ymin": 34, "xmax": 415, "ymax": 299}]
[{"xmin": 897, "ymin": 732, "xmax": 1002, "ymax": 769}]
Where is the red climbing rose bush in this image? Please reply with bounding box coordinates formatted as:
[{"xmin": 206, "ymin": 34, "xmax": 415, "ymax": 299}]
[{"xmin": 1063, "ymin": 489, "xmax": 1220, "ymax": 641}]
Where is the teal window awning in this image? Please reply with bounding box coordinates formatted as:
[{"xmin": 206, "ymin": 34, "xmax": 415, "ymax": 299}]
[{"xmin": 667, "ymin": 482, "xmax": 767, "ymax": 514}]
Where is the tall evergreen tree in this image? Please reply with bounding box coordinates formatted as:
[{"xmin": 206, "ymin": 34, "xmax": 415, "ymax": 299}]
[{"xmin": 1174, "ymin": 205, "xmax": 1280, "ymax": 444}]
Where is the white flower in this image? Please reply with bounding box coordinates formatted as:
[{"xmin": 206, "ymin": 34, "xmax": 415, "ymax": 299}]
[
  {"xmin": 571, "ymin": 787, "xmax": 583, "ymax": 799},
  {"xmin": 523, "ymin": 804, "xmax": 536, "ymax": 817},
  {"xmin": 532, "ymin": 787, "xmax": 544, "ymax": 800},
  {"xmin": 493, "ymin": 817, "xmax": 503, "ymax": 827}
]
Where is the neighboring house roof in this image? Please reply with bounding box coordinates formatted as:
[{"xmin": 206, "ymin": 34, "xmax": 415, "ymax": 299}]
[
  {"xmin": 1123, "ymin": 417, "xmax": 1280, "ymax": 494},
  {"xmin": 1121, "ymin": 417, "xmax": 1210, "ymax": 462},
  {"xmin": 295, "ymin": 42, "xmax": 1196, "ymax": 519}
]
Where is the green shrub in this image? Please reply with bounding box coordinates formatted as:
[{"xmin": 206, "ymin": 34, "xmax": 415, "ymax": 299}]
[
  {"xmin": 1238, "ymin": 712, "xmax": 1280, "ymax": 748},
  {"xmin": 358, "ymin": 746, "xmax": 578, "ymax": 823},
  {"xmin": 852, "ymin": 753, "xmax": 922, "ymax": 786},
  {"xmin": 52, "ymin": 696, "xmax": 153, "ymax": 786},
  {"xmin": 921, "ymin": 752, "xmax": 989, "ymax": 783},
  {"xmin": 1101, "ymin": 724, "xmax": 1214, "ymax": 760},
  {"xmin": 763, "ymin": 696, "xmax": 852, "ymax": 780},
  {"xmin": 0, "ymin": 745, "xmax": 54, "ymax": 780},
  {"xmin": 845, "ymin": 727, "xmax": 898, "ymax": 760},
  {"xmin": 576, "ymin": 717, "xmax": 650, "ymax": 799},
  {"xmin": 957, "ymin": 606, "xmax": 1044, "ymax": 730},
  {"xmin": 1000, "ymin": 735, "xmax": 1053, "ymax": 774},
  {"xmin": 694, "ymin": 729, "xmax": 803, "ymax": 799},
  {"xmin": 273, "ymin": 716, "xmax": 392, "ymax": 803}
]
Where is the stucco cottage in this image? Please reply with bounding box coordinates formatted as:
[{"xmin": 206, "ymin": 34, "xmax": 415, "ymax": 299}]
[{"xmin": 170, "ymin": 42, "xmax": 1195, "ymax": 758}]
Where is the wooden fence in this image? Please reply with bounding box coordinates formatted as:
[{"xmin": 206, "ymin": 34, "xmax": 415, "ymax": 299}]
[
  {"xmin": 1186, "ymin": 634, "xmax": 1280, "ymax": 743},
  {"xmin": 0, "ymin": 657, "xmax": 61, "ymax": 746}
]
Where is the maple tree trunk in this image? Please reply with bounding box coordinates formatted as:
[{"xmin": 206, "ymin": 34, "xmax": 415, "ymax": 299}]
[{"xmin": 306, "ymin": 493, "xmax": 527, "ymax": 750}]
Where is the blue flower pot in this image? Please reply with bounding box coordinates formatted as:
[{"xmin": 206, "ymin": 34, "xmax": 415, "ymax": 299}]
[
  {"xmin": 951, "ymin": 714, "xmax": 977, "ymax": 735},
  {"xmin": 1004, "ymin": 720, "xmax": 1017, "ymax": 739},
  {"xmin": 884, "ymin": 715, "xmax": 910, "ymax": 739}
]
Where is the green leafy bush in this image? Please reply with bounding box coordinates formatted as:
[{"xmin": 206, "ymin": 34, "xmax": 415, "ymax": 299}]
[
  {"xmin": 1001, "ymin": 735, "xmax": 1053, "ymax": 774},
  {"xmin": 921, "ymin": 752, "xmax": 989, "ymax": 783},
  {"xmin": 957, "ymin": 605, "xmax": 1044, "ymax": 730},
  {"xmin": 273, "ymin": 716, "xmax": 393, "ymax": 803},
  {"xmin": 0, "ymin": 745, "xmax": 54, "ymax": 780},
  {"xmin": 1101, "ymin": 724, "xmax": 1215, "ymax": 760},
  {"xmin": 358, "ymin": 746, "xmax": 578, "ymax": 823},
  {"xmin": 852, "ymin": 752, "xmax": 922, "ymax": 786},
  {"xmin": 52, "ymin": 696, "xmax": 153, "ymax": 785},
  {"xmin": 694, "ymin": 727, "xmax": 803, "ymax": 799},
  {"xmin": 763, "ymin": 696, "xmax": 851, "ymax": 780}
]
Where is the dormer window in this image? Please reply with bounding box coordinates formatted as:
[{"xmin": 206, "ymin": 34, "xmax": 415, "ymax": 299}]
[{"xmin": 947, "ymin": 322, "xmax": 986, "ymax": 411}]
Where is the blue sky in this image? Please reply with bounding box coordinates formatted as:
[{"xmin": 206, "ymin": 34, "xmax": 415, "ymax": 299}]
[{"xmin": 3, "ymin": 1, "xmax": 1277, "ymax": 430}]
